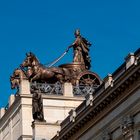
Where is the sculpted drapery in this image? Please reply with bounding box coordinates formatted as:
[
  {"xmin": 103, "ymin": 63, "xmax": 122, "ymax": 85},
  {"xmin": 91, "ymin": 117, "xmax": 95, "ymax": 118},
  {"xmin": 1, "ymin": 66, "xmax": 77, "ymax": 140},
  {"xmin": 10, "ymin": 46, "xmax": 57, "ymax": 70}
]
[{"xmin": 70, "ymin": 29, "xmax": 91, "ymax": 69}]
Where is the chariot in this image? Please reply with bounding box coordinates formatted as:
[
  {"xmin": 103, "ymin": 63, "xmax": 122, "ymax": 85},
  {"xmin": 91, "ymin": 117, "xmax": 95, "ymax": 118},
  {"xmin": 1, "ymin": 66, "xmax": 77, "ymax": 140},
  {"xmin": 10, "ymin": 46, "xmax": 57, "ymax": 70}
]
[{"xmin": 59, "ymin": 62, "xmax": 102, "ymax": 87}]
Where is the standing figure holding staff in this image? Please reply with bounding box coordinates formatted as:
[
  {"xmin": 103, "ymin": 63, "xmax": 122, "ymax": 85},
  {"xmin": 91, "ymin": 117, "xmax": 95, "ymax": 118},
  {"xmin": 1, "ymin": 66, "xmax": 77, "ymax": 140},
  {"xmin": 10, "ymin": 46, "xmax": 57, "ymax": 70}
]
[{"xmin": 68, "ymin": 29, "xmax": 91, "ymax": 69}]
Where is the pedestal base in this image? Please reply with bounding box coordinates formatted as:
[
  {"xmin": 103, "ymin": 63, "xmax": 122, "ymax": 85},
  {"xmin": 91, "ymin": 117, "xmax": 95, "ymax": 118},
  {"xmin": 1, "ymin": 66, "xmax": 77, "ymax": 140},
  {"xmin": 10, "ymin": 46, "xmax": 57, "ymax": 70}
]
[
  {"xmin": 32, "ymin": 120, "xmax": 61, "ymax": 140},
  {"xmin": 32, "ymin": 120, "xmax": 47, "ymax": 140}
]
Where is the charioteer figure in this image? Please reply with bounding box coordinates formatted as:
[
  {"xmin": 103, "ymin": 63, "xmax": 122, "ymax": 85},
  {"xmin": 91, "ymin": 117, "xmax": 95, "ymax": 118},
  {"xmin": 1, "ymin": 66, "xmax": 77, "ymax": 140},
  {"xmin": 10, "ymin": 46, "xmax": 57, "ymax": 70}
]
[{"xmin": 68, "ymin": 29, "xmax": 91, "ymax": 70}]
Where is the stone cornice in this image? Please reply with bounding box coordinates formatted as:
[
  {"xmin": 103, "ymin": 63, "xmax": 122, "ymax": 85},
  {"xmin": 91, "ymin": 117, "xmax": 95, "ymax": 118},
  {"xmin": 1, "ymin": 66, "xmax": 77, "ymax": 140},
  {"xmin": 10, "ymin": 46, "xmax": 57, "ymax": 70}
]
[
  {"xmin": 52, "ymin": 56, "xmax": 140, "ymax": 140},
  {"xmin": 42, "ymin": 95, "xmax": 84, "ymax": 101},
  {"xmin": 20, "ymin": 93, "xmax": 85, "ymax": 101}
]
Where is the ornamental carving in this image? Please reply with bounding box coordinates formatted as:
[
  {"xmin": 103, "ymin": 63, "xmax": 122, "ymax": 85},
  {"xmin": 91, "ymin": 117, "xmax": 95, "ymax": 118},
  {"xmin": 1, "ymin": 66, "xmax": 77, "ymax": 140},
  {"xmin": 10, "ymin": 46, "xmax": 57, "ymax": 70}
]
[{"xmin": 121, "ymin": 115, "xmax": 134, "ymax": 138}]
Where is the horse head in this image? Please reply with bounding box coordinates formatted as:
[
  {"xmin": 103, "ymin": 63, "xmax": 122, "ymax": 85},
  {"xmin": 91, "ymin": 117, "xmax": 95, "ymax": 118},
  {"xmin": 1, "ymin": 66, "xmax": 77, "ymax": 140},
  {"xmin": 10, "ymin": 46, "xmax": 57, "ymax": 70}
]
[
  {"xmin": 20, "ymin": 52, "xmax": 32, "ymax": 67},
  {"xmin": 14, "ymin": 68, "xmax": 27, "ymax": 79},
  {"xmin": 10, "ymin": 76, "xmax": 20, "ymax": 89},
  {"xmin": 21, "ymin": 52, "xmax": 40, "ymax": 68},
  {"xmin": 13, "ymin": 68, "xmax": 21, "ymax": 76}
]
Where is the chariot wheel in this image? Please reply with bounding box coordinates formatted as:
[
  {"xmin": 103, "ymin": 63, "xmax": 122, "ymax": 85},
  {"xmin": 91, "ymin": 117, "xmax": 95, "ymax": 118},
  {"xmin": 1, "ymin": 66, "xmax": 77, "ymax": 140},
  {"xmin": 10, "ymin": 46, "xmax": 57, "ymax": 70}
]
[
  {"xmin": 73, "ymin": 71, "xmax": 102, "ymax": 96},
  {"xmin": 76, "ymin": 71, "xmax": 102, "ymax": 87}
]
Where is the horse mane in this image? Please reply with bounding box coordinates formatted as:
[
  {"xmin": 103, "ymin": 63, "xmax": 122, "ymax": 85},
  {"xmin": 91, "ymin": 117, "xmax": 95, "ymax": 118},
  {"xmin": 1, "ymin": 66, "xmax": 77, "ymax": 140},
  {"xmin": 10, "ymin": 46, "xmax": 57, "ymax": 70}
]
[
  {"xmin": 30, "ymin": 52, "xmax": 40, "ymax": 64},
  {"xmin": 28, "ymin": 52, "xmax": 46, "ymax": 68}
]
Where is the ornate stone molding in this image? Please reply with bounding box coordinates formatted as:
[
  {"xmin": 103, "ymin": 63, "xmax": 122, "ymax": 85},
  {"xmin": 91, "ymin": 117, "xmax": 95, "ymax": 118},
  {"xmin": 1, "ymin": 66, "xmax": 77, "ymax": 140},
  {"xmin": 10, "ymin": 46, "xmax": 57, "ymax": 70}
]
[
  {"xmin": 73, "ymin": 85, "xmax": 98, "ymax": 96},
  {"xmin": 30, "ymin": 81, "xmax": 63, "ymax": 95},
  {"xmin": 121, "ymin": 115, "xmax": 134, "ymax": 138},
  {"xmin": 102, "ymin": 132, "xmax": 112, "ymax": 140}
]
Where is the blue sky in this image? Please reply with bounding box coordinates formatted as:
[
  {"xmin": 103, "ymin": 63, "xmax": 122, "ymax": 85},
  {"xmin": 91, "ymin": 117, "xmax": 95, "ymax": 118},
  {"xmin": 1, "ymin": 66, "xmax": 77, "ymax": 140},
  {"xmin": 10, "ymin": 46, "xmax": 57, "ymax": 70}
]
[{"xmin": 0, "ymin": 0, "xmax": 140, "ymax": 107}]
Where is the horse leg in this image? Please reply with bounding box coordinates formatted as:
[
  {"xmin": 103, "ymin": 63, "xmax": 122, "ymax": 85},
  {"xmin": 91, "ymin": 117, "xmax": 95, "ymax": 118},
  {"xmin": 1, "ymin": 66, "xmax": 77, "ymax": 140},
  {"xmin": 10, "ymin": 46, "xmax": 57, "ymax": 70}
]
[
  {"xmin": 30, "ymin": 74, "xmax": 40, "ymax": 82},
  {"xmin": 55, "ymin": 74, "xmax": 64, "ymax": 83}
]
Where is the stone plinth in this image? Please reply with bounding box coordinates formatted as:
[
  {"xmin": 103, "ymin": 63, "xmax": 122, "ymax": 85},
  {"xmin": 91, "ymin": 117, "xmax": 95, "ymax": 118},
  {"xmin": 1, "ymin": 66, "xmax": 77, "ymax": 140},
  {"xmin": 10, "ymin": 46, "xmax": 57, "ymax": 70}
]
[
  {"xmin": 20, "ymin": 79, "xmax": 30, "ymax": 94},
  {"xmin": 32, "ymin": 121, "xmax": 60, "ymax": 140},
  {"xmin": 63, "ymin": 82, "xmax": 73, "ymax": 97},
  {"xmin": 32, "ymin": 121, "xmax": 47, "ymax": 140}
]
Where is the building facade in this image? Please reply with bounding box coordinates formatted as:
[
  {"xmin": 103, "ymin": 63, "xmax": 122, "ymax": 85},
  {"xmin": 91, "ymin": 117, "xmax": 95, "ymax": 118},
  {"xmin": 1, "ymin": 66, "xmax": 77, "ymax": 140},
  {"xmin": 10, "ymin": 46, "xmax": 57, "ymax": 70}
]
[
  {"xmin": 52, "ymin": 49, "xmax": 140, "ymax": 140},
  {"xmin": 0, "ymin": 81, "xmax": 84, "ymax": 140}
]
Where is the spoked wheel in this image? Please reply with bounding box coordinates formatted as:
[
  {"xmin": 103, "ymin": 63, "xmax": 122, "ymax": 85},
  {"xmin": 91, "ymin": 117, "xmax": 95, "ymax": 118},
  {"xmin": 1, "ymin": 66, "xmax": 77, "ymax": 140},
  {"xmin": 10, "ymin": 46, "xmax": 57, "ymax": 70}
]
[
  {"xmin": 73, "ymin": 71, "xmax": 102, "ymax": 96},
  {"xmin": 76, "ymin": 71, "xmax": 101, "ymax": 87}
]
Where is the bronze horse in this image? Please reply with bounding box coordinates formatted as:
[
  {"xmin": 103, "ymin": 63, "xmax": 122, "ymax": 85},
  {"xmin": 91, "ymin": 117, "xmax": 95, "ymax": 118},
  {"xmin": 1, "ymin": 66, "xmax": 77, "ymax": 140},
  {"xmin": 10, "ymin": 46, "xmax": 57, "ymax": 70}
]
[
  {"xmin": 10, "ymin": 76, "xmax": 20, "ymax": 89},
  {"xmin": 10, "ymin": 68, "xmax": 26, "ymax": 89},
  {"xmin": 20, "ymin": 52, "xmax": 68, "ymax": 83}
]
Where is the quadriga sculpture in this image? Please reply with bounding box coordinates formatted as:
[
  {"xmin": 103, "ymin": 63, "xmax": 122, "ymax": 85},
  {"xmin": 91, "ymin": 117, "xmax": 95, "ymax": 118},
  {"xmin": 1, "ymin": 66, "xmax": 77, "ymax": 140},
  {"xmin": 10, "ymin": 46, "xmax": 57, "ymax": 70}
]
[{"xmin": 20, "ymin": 52, "xmax": 69, "ymax": 83}]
